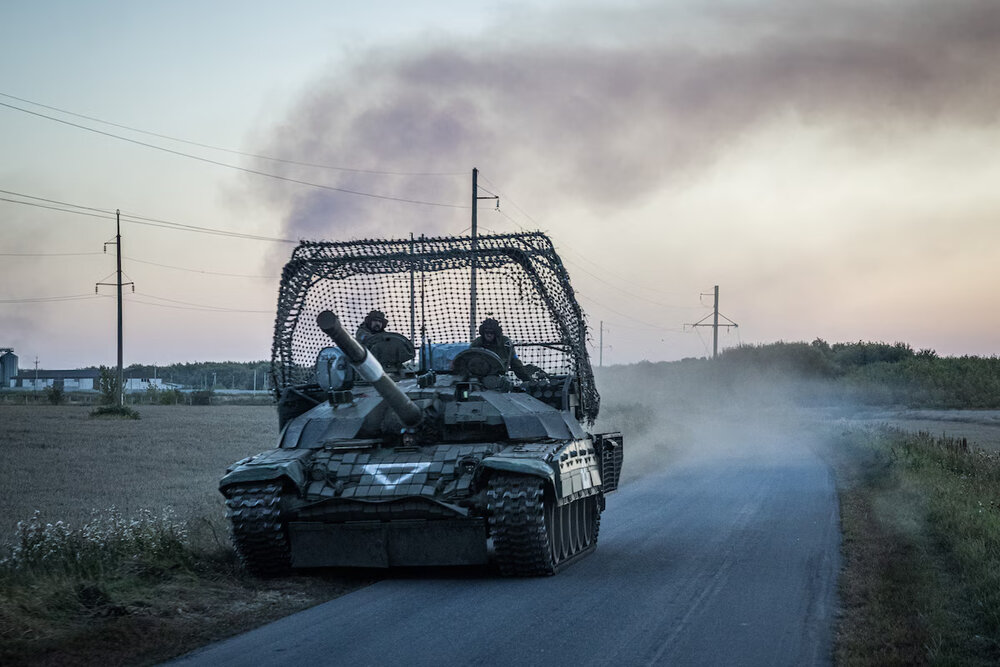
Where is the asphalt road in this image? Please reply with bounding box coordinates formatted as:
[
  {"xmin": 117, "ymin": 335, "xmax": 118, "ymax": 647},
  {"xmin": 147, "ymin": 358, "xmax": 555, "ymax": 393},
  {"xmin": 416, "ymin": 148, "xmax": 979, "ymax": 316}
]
[{"xmin": 172, "ymin": 445, "xmax": 840, "ymax": 667}]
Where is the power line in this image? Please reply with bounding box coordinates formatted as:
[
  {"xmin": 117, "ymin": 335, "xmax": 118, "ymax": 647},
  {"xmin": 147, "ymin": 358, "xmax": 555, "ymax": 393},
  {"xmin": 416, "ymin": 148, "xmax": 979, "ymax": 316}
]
[
  {"xmin": 575, "ymin": 292, "xmax": 675, "ymax": 331},
  {"xmin": 129, "ymin": 292, "xmax": 271, "ymax": 313},
  {"xmin": 478, "ymin": 173, "xmax": 692, "ymax": 301},
  {"xmin": 0, "ymin": 245, "xmax": 276, "ymax": 279},
  {"xmin": 598, "ymin": 318, "xmax": 688, "ymax": 333},
  {"xmin": 0, "ymin": 293, "xmax": 102, "ymax": 304},
  {"xmin": 0, "ymin": 100, "xmax": 467, "ymax": 209},
  {"xmin": 0, "ymin": 188, "xmax": 297, "ymax": 243},
  {"xmin": 0, "ymin": 91, "xmax": 466, "ymax": 177},
  {"xmin": 0, "ymin": 251, "xmax": 104, "ymax": 257},
  {"xmin": 0, "ymin": 195, "xmax": 112, "ymax": 221},
  {"xmin": 478, "ymin": 174, "xmax": 544, "ymax": 228},
  {"xmin": 560, "ymin": 254, "xmax": 700, "ymax": 311},
  {"xmin": 0, "ymin": 188, "xmax": 111, "ymax": 214},
  {"xmin": 477, "ymin": 172, "xmax": 708, "ymax": 345},
  {"xmin": 123, "ymin": 256, "xmax": 276, "ymax": 279},
  {"xmin": 116, "ymin": 209, "xmax": 295, "ymax": 242},
  {"xmin": 493, "ymin": 206, "xmax": 532, "ymax": 233},
  {"xmin": 0, "ymin": 290, "xmax": 269, "ymax": 314},
  {"xmin": 126, "ymin": 298, "xmax": 266, "ymax": 313}
]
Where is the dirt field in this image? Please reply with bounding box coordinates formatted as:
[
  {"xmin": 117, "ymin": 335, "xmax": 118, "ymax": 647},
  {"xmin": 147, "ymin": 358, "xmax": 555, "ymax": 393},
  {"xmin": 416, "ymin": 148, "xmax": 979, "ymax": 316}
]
[{"xmin": 0, "ymin": 404, "xmax": 278, "ymax": 544}]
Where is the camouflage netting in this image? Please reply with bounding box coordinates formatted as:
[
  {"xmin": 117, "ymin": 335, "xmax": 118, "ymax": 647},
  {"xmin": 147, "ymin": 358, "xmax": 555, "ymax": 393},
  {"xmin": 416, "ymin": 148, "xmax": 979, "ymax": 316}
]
[{"xmin": 270, "ymin": 232, "xmax": 600, "ymax": 421}]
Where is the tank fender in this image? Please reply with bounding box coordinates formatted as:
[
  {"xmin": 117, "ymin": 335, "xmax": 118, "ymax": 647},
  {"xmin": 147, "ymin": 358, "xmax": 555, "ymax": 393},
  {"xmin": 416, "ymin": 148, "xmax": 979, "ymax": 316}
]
[
  {"xmin": 479, "ymin": 456, "xmax": 555, "ymax": 487},
  {"xmin": 219, "ymin": 448, "xmax": 312, "ymax": 494}
]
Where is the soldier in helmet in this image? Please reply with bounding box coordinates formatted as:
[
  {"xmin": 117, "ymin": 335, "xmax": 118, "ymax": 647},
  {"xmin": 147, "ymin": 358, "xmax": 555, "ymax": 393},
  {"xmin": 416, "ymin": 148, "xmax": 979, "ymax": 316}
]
[
  {"xmin": 356, "ymin": 310, "xmax": 388, "ymax": 342},
  {"xmin": 470, "ymin": 317, "xmax": 534, "ymax": 381}
]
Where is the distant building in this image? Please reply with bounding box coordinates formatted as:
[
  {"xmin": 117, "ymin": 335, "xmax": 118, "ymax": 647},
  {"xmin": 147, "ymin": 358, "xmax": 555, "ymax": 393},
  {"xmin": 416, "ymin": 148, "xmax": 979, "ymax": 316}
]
[
  {"xmin": 11, "ymin": 369, "xmax": 183, "ymax": 393},
  {"xmin": 1, "ymin": 348, "xmax": 17, "ymax": 388},
  {"xmin": 12, "ymin": 368, "xmax": 101, "ymax": 391},
  {"xmin": 124, "ymin": 377, "xmax": 181, "ymax": 393}
]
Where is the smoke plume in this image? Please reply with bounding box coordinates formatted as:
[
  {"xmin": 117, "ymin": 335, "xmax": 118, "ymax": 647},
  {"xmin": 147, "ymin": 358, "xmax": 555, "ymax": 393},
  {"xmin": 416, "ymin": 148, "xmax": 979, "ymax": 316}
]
[{"xmin": 251, "ymin": 0, "xmax": 1000, "ymax": 240}]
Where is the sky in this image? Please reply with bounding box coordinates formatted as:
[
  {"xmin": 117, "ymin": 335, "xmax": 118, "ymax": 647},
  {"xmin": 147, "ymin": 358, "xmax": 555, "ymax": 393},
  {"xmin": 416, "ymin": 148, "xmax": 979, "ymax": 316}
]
[{"xmin": 2, "ymin": 0, "xmax": 999, "ymax": 369}]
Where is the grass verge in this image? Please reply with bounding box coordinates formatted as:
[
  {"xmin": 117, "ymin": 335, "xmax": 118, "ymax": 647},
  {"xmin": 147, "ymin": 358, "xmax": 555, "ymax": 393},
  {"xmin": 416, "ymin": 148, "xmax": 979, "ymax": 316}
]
[
  {"xmin": 829, "ymin": 425, "xmax": 1000, "ymax": 665},
  {"xmin": 0, "ymin": 509, "xmax": 372, "ymax": 666}
]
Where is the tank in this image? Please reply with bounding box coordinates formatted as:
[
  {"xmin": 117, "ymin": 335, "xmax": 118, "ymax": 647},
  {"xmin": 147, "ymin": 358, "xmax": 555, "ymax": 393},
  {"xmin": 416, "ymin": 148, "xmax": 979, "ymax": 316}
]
[{"xmin": 220, "ymin": 232, "xmax": 623, "ymax": 576}]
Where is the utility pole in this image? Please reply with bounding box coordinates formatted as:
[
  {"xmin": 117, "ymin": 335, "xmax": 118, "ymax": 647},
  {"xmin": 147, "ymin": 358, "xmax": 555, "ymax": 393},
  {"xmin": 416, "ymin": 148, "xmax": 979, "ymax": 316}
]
[
  {"xmin": 687, "ymin": 285, "xmax": 739, "ymax": 359},
  {"xmin": 409, "ymin": 232, "xmax": 416, "ymax": 346},
  {"xmin": 470, "ymin": 168, "xmax": 478, "ymax": 339},
  {"xmin": 470, "ymin": 167, "xmax": 499, "ymax": 338},
  {"xmin": 599, "ymin": 320, "xmax": 604, "ymax": 367},
  {"xmin": 96, "ymin": 210, "xmax": 133, "ymax": 406}
]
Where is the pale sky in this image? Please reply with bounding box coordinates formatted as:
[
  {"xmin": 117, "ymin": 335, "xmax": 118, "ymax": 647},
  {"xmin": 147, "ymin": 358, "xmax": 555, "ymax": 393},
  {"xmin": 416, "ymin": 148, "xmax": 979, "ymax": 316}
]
[{"xmin": 2, "ymin": 0, "xmax": 999, "ymax": 369}]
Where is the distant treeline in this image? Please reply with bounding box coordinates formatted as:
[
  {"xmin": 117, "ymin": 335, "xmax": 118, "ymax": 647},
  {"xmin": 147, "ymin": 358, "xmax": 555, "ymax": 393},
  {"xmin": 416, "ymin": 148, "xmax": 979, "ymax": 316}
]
[
  {"xmin": 92, "ymin": 361, "xmax": 273, "ymax": 391},
  {"xmin": 611, "ymin": 340, "xmax": 1000, "ymax": 409},
  {"xmin": 87, "ymin": 339, "xmax": 1000, "ymax": 407}
]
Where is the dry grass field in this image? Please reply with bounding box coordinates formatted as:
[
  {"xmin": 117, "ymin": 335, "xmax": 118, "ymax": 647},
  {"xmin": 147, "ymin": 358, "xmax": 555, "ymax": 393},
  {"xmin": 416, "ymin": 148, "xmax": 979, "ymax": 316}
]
[
  {"xmin": 0, "ymin": 404, "xmax": 278, "ymax": 545},
  {"xmin": 0, "ymin": 403, "xmax": 377, "ymax": 666},
  {"xmin": 846, "ymin": 408, "xmax": 1000, "ymax": 452}
]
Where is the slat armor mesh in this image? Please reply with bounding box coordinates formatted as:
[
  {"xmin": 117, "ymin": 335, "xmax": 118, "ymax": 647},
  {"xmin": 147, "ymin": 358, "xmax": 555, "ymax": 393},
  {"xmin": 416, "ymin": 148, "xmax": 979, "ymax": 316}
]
[{"xmin": 270, "ymin": 232, "xmax": 600, "ymax": 422}]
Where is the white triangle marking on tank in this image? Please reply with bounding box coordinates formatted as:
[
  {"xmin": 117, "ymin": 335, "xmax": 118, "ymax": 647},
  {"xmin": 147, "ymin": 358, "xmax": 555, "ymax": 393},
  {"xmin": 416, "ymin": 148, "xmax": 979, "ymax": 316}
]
[{"xmin": 362, "ymin": 462, "xmax": 431, "ymax": 487}]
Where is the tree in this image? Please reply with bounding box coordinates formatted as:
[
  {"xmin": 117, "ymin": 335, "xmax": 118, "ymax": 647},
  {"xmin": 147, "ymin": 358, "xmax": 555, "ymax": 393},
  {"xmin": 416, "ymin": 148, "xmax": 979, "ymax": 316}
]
[
  {"xmin": 98, "ymin": 366, "xmax": 121, "ymax": 406},
  {"xmin": 44, "ymin": 385, "xmax": 64, "ymax": 405}
]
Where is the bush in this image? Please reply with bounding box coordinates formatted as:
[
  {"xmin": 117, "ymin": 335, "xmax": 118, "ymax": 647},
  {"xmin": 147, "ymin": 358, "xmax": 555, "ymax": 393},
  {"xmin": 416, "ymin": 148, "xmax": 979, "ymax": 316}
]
[
  {"xmin": 190, "ymin": 390, "xmax": 214, "ymax": 406},
  {"xmin": 158, "ymin": 388, "xmax": 183, "ymax": 405},
  {"xmin": 90, "ymin": 405, "xmax": 141, "ymax": 419},
  {"xmin": 831, "ymin": 341, "xmax": 915, "ymax": 367},
  {"xmin": 43, "ymin": 386, "xmax": 64, "ymax": 405},
  {"xmin": 717, "ymin": 341, "xmax": 838, "ymax": 378}
]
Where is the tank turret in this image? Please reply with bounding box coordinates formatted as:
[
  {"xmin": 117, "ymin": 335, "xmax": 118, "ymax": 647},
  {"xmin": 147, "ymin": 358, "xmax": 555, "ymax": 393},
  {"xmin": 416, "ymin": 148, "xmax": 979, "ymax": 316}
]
[{"xmin": 316, "ymin": 310, "xmax": 422, "ymax": 427}]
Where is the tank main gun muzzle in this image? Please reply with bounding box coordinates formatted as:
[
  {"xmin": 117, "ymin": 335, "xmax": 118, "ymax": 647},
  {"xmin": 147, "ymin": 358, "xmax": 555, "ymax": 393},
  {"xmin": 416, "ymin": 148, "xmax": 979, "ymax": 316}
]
[{"xmin": 317, "ymin": 310, "xmax": 423, "ymax": 427}]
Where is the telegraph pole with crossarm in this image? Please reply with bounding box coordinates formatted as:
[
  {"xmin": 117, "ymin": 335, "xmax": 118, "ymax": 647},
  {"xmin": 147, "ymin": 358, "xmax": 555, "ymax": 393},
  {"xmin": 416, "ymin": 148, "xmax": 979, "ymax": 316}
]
[
  {"xmin": 687, "ymin": 285, "xmax": 738, "ymax": 359},
  {"xmin": 95, "ymin": 210, "xmax": 134, "ymax": 407}
]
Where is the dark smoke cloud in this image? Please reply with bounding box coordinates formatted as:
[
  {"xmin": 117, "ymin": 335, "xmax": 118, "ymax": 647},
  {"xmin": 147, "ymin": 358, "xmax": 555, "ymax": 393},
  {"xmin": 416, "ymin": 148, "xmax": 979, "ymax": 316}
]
[{"xmin": 253, "ymin": 0, "xmax": 1000, "ymax": 240}]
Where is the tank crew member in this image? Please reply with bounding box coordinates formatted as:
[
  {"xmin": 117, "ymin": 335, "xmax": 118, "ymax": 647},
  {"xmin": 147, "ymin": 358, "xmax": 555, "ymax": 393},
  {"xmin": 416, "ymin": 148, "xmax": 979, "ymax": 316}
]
[
  {"xmin": 356, "ymin": 310, "xmax": 388, "ymax": 342},
  {"xmin": 470, "ymin": 317, "xmax": 534, "ymax": 382}
]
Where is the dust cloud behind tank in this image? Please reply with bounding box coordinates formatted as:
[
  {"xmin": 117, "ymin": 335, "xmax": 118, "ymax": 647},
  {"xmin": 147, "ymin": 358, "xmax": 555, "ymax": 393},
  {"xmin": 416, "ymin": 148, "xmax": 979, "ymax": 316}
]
[{"xmin": 220, "ymin": 233, "xmax": 623, "ymax": 576}]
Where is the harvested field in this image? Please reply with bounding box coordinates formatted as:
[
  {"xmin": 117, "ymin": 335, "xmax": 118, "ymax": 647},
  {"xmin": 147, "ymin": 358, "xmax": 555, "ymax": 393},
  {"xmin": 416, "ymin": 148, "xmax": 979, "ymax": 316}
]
[
  {"xmin": 847, "ymin": 409, "xmax": 1000, "ymax": 452},
  {"xmin": 0, "ymin": 404, "xmax": 277, "ymax": 544},
  {"xmin": 0, "ymin": 403, "xmax": 378, "ymax": 666}
]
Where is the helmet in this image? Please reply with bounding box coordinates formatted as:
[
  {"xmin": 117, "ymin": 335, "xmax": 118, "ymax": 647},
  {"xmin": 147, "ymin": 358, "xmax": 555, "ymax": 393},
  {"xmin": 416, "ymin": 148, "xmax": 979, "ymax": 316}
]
[
  {"xmin": 365, "ymin": 310, "xmax": 387, "ymax": 328},
  {"xmin": 478, "ymin": 318, "xmax": 501, "ymax": 336}
]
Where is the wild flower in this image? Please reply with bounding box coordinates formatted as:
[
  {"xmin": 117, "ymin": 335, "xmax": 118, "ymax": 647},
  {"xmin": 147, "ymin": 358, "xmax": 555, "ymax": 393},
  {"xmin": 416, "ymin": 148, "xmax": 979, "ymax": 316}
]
[{"xmin": 1, "ymin": 507, "xmax": 190, "ymax": 577}]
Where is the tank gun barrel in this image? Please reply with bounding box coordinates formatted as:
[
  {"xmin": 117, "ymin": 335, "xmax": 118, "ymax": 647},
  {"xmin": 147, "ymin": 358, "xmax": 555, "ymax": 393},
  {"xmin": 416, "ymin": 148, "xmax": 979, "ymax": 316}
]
[{"xmin": 317, "ymin": 310, "xmax": 422, "ymax": 427}]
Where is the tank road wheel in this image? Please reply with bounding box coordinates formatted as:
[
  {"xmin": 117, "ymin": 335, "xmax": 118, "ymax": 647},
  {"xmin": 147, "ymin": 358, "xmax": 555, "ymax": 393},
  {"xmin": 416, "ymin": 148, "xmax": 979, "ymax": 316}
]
[
  {"xmin": 584, "ymin": 495, "xmax": 600, "ymax": 545},
  {"xmin": 487, "ymin": 475, "xmax": 603, "ymax": 576},
  {"xmin": 575, "ymin": 501, "xmax": 586, "ymax": 552},
  {"xmin": 225, "ymin": 482, "xmax": 291, "ymax": 577},
  {"xmin": 558, "ymin": 502, "xmax": 572, "ymax": 560},
  {"xmin": 545, "ymin": 498, "xmax": 561, "ymax": 563}
]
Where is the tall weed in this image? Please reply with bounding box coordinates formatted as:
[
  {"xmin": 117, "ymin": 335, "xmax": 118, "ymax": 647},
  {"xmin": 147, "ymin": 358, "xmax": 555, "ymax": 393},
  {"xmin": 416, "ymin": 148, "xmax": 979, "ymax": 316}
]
[{"xmin": 1, "ymin": 508, "xmax": 190, "ymax": 580}]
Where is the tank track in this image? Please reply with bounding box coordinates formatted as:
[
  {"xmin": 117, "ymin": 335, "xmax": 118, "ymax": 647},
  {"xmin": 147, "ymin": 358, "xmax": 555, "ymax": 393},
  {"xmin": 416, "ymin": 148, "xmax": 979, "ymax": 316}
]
[
  {"xmin": 487, "ymin": 474, "xmax": 601, "ymax": 576},
  {"xmin": 225, "ymin": 482, "xmax": 291, "ymax": 577}
]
